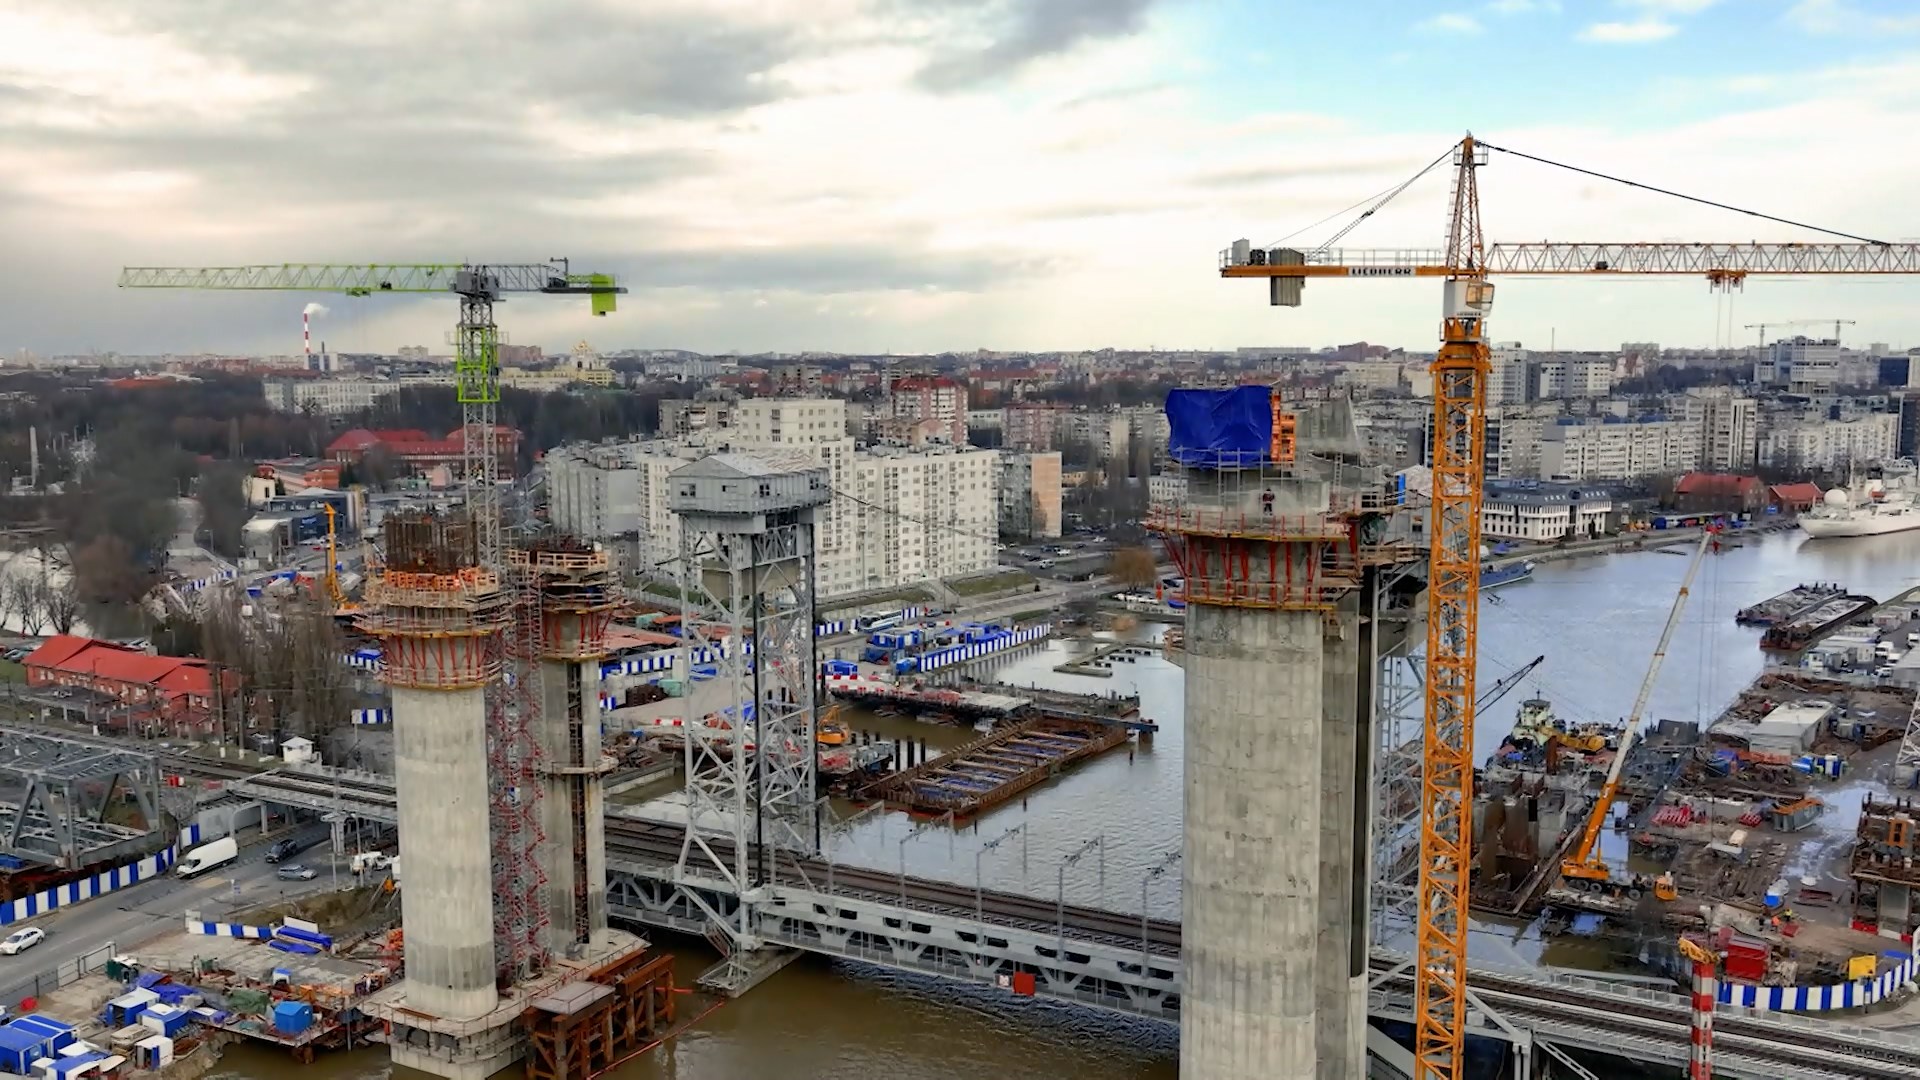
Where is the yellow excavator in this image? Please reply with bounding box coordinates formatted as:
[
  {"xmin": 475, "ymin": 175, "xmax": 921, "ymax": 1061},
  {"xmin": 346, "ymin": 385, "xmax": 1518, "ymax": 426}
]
[{"xmin": 1559, "ymin": 527, "xmax": 1718, "ymax": 902}]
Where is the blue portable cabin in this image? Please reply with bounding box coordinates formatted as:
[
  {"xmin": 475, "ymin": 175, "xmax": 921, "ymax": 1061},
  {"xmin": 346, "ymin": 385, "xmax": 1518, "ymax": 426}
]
[
  {"xmin": 0, "ymin": 1014, "xmax": 76, "ymax": 1073},
  {"xmin": 272, "ymin": 1000, "xmax": 313, "ymax": 1035}
]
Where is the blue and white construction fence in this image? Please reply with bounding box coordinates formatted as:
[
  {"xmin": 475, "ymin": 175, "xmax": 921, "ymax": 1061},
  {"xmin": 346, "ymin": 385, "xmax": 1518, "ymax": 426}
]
[
  {"xmin": 186, "ymin": 917, "xmax": 273, "ymax": 939},
  {"xmin": 901, "ymin": 623, "xmax": 1053, "ymax": 674},
  {"xmin": 0, "ymin": 844, "xmax": 180, "ymax": 927},
  {"xmin": 1722, "ymin": 944, "xmax": 1918, "ymax": 1011}
]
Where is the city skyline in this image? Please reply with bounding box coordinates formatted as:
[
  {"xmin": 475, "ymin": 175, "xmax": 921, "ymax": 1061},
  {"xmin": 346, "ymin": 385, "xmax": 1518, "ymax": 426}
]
[{"xmin": 4, "ymin": 1, "xmax": 1920, "ymax": 355}]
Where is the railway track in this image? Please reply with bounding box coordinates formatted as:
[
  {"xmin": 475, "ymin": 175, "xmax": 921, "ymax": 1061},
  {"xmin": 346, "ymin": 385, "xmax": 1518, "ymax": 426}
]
[
  {"xmin": 605, "ymin": 818, "xmax": 1182, "ymax": 953},
  {"xmin": 1371, "ymin": 962, "xmax": 1920, "ymax": 1080}
]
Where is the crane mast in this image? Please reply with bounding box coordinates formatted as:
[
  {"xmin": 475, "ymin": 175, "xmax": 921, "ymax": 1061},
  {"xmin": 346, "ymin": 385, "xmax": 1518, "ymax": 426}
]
[{"xmin": 1413, "ymin": 135, "xmax": 1492, "ymax": 1080}]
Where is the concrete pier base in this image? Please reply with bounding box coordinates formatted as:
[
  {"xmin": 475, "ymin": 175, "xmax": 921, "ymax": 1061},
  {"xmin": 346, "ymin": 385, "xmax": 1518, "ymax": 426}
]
[{"xmin": 1182, "ymin": 602, "xmax": 1323, "ymax": 1079}]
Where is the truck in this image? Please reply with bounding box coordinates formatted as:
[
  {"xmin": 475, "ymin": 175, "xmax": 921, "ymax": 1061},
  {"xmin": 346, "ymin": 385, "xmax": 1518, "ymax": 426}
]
[{"xmin": 175, "ymin": 836, "xmax": 238, "ymax": 879}]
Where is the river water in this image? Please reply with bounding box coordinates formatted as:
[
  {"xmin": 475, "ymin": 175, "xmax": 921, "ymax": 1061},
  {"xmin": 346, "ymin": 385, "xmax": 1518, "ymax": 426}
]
[{"xmin": 205, "ymin": 526, "xmax": 1920, "ymax": 1080}]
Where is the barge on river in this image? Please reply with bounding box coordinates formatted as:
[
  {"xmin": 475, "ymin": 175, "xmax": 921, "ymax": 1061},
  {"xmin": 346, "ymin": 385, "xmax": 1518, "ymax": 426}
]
[
  {"xmin": 1736, "ymin": 582, "xmax": 1847, "ymax": 627},
  {"xmin": 1760, "ymin": 594, "xmax": 1877, "ymax": 652}
]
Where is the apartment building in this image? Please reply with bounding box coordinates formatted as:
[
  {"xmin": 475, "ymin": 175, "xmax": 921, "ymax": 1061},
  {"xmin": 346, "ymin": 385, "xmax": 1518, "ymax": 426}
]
[
  {"xmin": 546, "ymin": 439, "xmax": 702, "ymax": 556},
  {"xmin": 1488, "ymin": 342, "xmax": 1531, "ymax": 406},
  {"xmin": 1060, "ymin": 412, "xmax": 1131, "ymax": 462},
  {"xmin": 1540, "ymin": 415, "xmax": 1701, "ymax": 481},
  {"xmin": 1005, "ymin": 403, "xmax": 1067, "ymax": 451},
  {"xmin": 999, "ymin": 451, "xmax": 1063, "ymax": 539},
  {"xmin": 263, "ymin": 376, "xmax": 405, "ymax": 415},
  {"xmin": 1754, "ymin": 337, "xmax": 1842, "ymax": 395},
  {"xmin": 891, "ymin": 377, "xmax": 968, "ymax": 444},
  {"xmin": 1531, "ymin": 355, "xmax": 1613, "ymax": 400},
  {"xmin": 844, "ymin": 445, "xmax": 1000, "ymax": 590},
  {"xmin": 1681, "ymin": 388, "xmax": 1758, "ymax": 472},
  {"xmin": 1756, "ymin": 411, "xmax": 1899, "ymax": 472},
  {"xmin": 727, "ymin": 398, "xmax": 860, "ymax": 596}
]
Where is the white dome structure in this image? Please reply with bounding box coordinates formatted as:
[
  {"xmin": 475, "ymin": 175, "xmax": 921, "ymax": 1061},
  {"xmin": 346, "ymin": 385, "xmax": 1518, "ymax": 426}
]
[{"xmin": 1824, "ymin": 488, "xmax": 1851, "ymax": 508}]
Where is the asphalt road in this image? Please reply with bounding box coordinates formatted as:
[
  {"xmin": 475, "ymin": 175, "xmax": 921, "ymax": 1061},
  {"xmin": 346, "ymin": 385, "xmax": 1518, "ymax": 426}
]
[{"xmin": 0, "ymin": 827, "xmax": 343, "ymax": 1007}]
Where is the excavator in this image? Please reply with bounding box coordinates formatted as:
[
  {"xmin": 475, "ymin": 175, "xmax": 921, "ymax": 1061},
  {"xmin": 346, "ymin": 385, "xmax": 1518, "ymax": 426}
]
[{"xmin": 1559, "ymin": 525, "xmax": 1720, "ymax": 903}]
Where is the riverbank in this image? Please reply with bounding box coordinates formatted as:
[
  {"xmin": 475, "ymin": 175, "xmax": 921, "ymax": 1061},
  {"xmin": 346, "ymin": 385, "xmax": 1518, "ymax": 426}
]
[{"xmin": 1487, "ymin": 520, "xmax": 1802, "ymax": 569}]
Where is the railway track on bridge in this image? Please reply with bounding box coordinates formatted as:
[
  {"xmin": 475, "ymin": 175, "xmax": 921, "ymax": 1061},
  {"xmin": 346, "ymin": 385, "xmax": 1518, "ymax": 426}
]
[
  {"xmin": 605, "ymin": 818, "xmax": 1182, "ymax": 953},
  {"xmin": 1371, "ymin": 962, "xmax": 1920, "ymax": 1080}
]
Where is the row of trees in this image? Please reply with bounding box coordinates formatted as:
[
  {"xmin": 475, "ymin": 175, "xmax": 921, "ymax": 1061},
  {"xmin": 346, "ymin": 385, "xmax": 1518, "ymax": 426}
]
[
  {"xmin": 0, "ymin": 568, "xmax": 80, "ymax": 635},
  {"xmin": 198, "ymin": 592, "xmax": 356, "ymax": 743}
]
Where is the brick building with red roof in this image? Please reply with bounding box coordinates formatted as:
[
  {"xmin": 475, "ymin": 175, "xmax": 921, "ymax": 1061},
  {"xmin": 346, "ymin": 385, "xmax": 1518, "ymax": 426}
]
[{"xmin": 23, "ymin": 636, "xmax": 227, "ymax": 730}]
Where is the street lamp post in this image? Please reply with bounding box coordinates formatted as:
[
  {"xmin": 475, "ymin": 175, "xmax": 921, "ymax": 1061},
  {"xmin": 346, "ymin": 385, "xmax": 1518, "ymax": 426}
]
[
  {"xmin": 1140, "ymin": 850, "xmax": 1180, "ymax": 975},
  {"xmin": 974, "ymin": 824, "xmax": 1026, "ymax": 924},
  {"xmin": 1057, "ymin": 835, "xmax": 1103, "ymax": 959}
]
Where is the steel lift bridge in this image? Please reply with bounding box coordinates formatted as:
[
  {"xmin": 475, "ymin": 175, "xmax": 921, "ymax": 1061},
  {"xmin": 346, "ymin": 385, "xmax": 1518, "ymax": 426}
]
[{"xmin": 0, "ymin": 729, "xmax": 162, "ymax": 870}]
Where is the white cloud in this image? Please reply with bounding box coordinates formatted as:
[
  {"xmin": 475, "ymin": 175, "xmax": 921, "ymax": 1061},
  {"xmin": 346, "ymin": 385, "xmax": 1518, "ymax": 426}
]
[
  {"xmin": 1786, "ymin": 0, "xmax": 1920, "ymax": 33},
  {"xmin": 1418, "ymin": 12, "xmax": 1484, "ymax": 33},
  {"xmin": 1621, "ymin": 0, "xmax": 1718, "ymax": 13},
  {"xmin": 1487, "ymin": 0, "xmax": 1560, "ymax": 12},
  {"xmin": 1579, "ymin": 18, "xmax": 1678, "ymax": 42}
]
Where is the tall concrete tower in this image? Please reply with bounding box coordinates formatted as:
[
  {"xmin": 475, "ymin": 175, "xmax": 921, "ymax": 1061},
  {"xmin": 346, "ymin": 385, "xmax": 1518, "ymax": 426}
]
[
  {"xmin": 360, "ymin": 513, "xmax": 509, "ymax": 1021},
  {"xmin": 510, "ymin": 540, "xmax": 621, "ymax": 956},
  {"xmin": 1152, "ymin": 390, "xmax": 1395, "ymax": 1079}
]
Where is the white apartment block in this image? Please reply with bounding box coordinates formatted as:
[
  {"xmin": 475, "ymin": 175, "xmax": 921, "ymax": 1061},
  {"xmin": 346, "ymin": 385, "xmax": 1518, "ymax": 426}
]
[
  {"xmin": 263, "ymin": 377, "xmax": 405, "ymax": 415},
  {"xmin": 1532, "ymin": 356, "xmax": 1613, "ymax": 400},
  {"xmin": 1488, "ymin": 342, "xmax": 1531, "ymax": 406},
  {"xmin": 1754, "ymin": 337, "xmax": 1841, "ymax": 395},
  {"xmin": 1540, "ymin": 415, "xmax": 1701, "ymax": 481},
  {"xmin": 845, "ymin": 445, "xmax": 1000, "ymax": 590},
  {"xmin": 546, "ymin": 439, "xmax": 701, "ymax": 557},
  {"xmin": 1756, "ymin": 412, "xmax": 1898, "ymax": 472},
  {"xmin": 1681, "ymin": 388, "xmax": 1758, "ymax": 472}
]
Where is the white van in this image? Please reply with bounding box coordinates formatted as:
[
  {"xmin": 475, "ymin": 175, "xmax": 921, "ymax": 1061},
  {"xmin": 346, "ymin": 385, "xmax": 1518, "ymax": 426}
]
[{"xmin": 175, "ymin": 836, "xmax": 238, "ymax": 879}]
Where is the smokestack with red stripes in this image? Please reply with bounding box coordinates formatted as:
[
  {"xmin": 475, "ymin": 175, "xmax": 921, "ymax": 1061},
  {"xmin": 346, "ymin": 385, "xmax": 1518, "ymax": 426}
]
[{"xmin": 303, "ymin": 303, "xmax": 329, "ymax": 371}]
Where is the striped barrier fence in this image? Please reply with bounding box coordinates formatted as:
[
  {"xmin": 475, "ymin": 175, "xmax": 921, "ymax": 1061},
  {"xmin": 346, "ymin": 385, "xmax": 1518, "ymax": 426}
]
[
  {"xmin": 344, "ymin": 649, "xmax": 384, "ymax": 672},
  {"xmin": 815, "ymin": 619, "xmax": 849, "ymax": 637},
  {"xmin": 185, "ymin": 916, "xmax": 273, "ymax": 939},
  {"xmin": 351, "ymin": 708, "xmax": 391, "ymax": 726},
  {"xmin": 603, "ymin": 651, "xmax": 677, "ymax": 678},
  {"xmin": 0, "ymin": 846, "xmax": 178, "ymax": 926},
  {"xmin": 1721, "ymin": 945, "xmax": 1919, "ymax": 1010},
  {"xmin": 916, "ymin": 623, "xmax": 1052, "ymax": 673},
  {"xmin": 600, "ymin": 694, "xmax": 619, "ymax": 712},
  {"xmin": 179, "ymin": 824, "xmax": 203, "ymax": 849}
]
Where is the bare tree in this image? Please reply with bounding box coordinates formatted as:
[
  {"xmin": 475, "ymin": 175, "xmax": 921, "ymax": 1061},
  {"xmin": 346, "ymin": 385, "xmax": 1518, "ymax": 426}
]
[
  {"xmin": 0, "ymin": 570, "xmax": 16, "ymax": 632},
  {"xmin": 1107, "ymin": 546, "xmax": 1159, "ymax": 590},
  {"xmin": 38, "ymin": 573, "xmax": 80, "ymax": 635},
  {"xmin": 10, "ymin": 575, "xmax": 46, "ymax": 635}
]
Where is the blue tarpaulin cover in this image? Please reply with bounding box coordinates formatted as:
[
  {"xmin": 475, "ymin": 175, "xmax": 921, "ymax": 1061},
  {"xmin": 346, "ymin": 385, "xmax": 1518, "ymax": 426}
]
[{"xmin": 1165, "ymin": 387, "xmax": 1272, "ymax": 468}]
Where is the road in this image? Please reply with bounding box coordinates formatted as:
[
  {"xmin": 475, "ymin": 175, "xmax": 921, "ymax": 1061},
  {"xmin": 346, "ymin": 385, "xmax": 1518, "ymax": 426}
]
[{"xmin": 0, "ymin": 827, "xmax": 343, "ymax": 1007}]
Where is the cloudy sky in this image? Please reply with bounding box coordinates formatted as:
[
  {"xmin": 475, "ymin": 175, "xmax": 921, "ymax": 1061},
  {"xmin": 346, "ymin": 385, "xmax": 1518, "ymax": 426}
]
[{"xmin": 5, "ymin": 0, "xmax": 1920, "ymax": 357}]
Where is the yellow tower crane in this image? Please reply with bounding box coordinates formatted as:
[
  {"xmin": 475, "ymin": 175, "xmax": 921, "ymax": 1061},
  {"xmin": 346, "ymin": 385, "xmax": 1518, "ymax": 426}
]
[{"xmin": 1220, "ymin": 133, "xmax": 1920, "ymax": 1080}]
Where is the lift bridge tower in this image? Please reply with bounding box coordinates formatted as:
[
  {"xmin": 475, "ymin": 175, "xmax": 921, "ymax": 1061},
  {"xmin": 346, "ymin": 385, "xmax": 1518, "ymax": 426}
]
[{"xmin": 667, "ymin": 450, "xmax": 830, "ymax": 990}]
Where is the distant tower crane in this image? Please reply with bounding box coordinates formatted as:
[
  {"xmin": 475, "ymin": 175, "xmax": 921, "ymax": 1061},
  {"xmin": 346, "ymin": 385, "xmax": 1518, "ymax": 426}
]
[
  {"xmin": 1744, "ymin": 318, "xmax": 1857, "ymax": 347},
  {"xmin": 1221, "ymin": 133, "xmax": 1920, "ymax": 1080},
  {"xmin": 118, "ymin": 261, "xmax": 624, "ymax": 563}
]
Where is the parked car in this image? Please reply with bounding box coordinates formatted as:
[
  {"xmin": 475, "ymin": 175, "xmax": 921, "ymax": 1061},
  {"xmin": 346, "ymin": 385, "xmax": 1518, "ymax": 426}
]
[
  {"xmin": 264, "ymin": 838, "xmax": 305, "ymax": 863},
  {"xmin": 276, "ymin": 865, "xmax": 317, "ymax": 881},
  {"xmin": 0, "ymin": 927, "xmax": 44, "ymax": 955}
]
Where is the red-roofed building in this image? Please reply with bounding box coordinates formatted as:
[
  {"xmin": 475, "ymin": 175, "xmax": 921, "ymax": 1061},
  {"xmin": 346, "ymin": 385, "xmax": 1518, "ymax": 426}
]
[
  {"xmin": 1768, "ymin": 482, "xmax": 1824, "ymax": 514},
  {"xmin": 1673, "ymin": 472, "xmax": 1764, "ymax": 514},
  {"xmin": 325, "ymin": 425, "xmax": 520, "ymax": 479},
  {"xmin": 23, "ymin": 635, "xmax": 227, "ymax": 730}
]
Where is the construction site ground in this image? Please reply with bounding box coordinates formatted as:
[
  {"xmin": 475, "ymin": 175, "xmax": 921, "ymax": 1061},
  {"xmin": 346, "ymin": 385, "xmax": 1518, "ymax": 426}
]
[{"xmin": 1639, "ymin": 736, "xmax": 1910, "ymax": 986}]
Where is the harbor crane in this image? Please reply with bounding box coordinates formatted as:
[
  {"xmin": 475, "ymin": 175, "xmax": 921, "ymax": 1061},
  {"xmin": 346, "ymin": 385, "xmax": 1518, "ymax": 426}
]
[
  {"xmin": 1558, "ymin": 525, "xmax": 1718, "ymax": 901},
  {"xmin": 118, "ymin": 261, "xmax": 625, "ymax": 563},
  {"xmin": 1221, "ymin": 133, "xmax": 1920, "ymax": 1080}
]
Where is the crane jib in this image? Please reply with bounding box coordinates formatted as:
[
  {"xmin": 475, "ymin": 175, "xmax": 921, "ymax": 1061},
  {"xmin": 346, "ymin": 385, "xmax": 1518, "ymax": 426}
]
[{"xmin": 1346, "ymin": 266, "xmax": 1417, "ymax": 277}]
